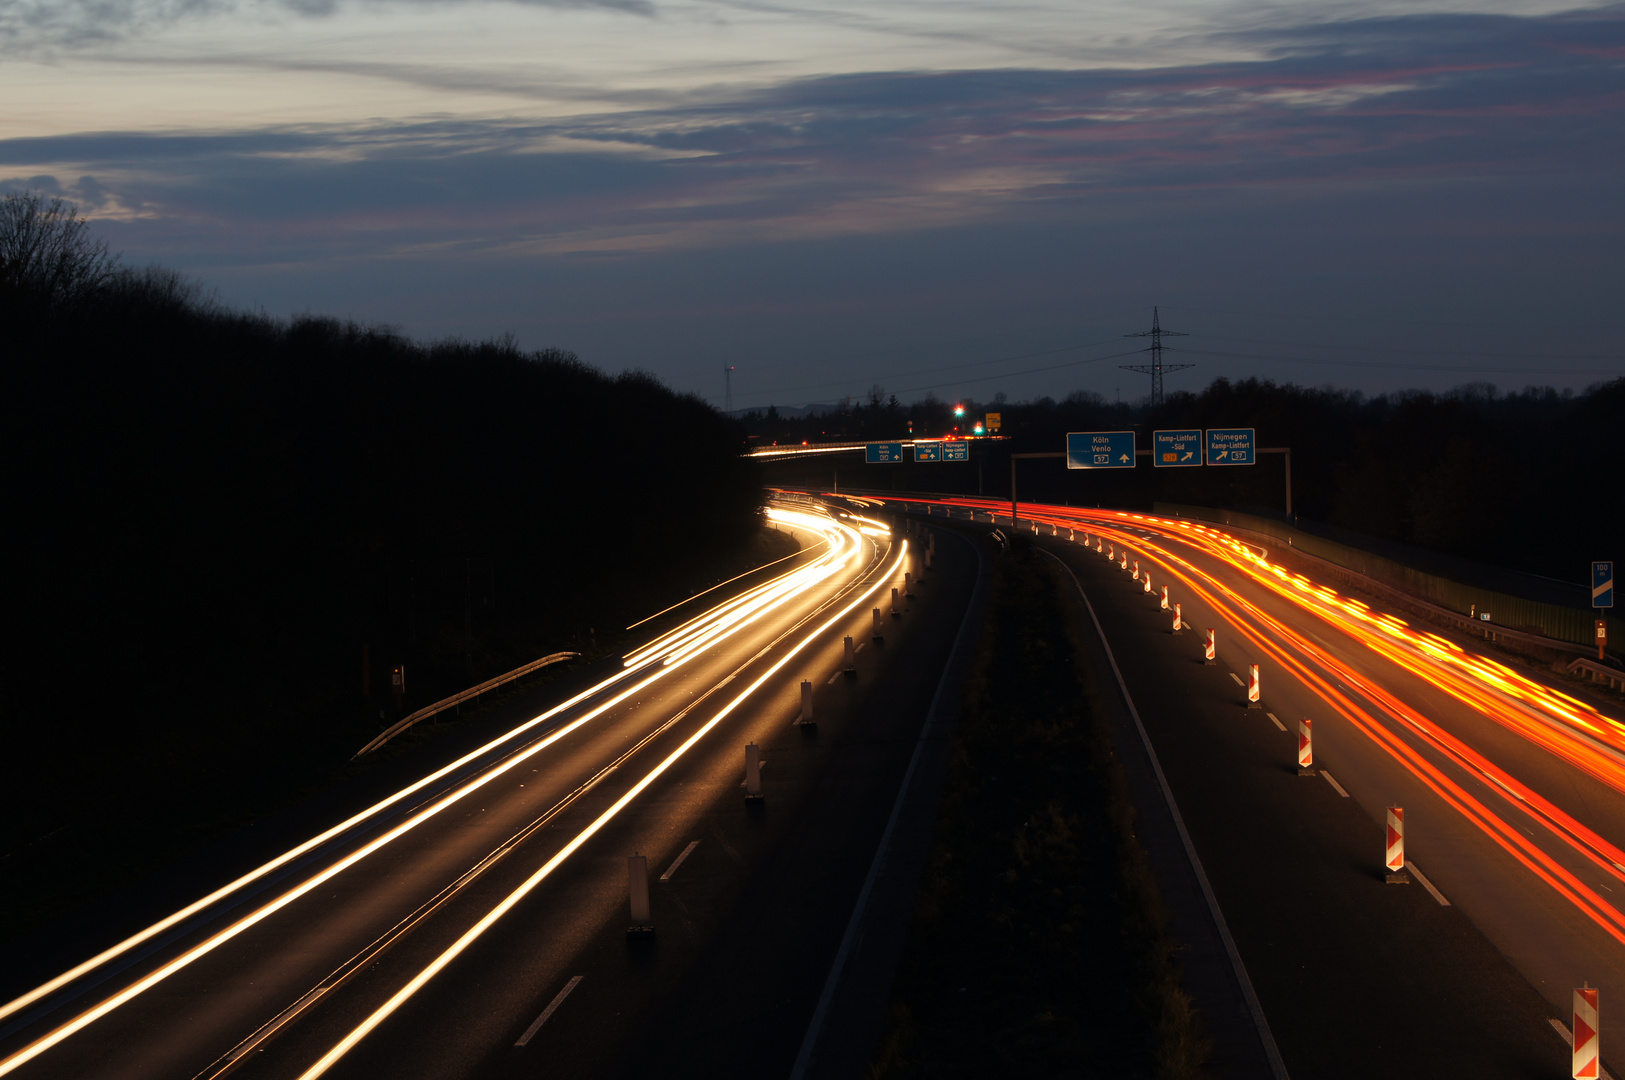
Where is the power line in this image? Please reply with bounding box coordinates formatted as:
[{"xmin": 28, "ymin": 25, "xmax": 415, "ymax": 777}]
[{"xmin": 1119, "ymin": 306, "xmax": 1193, "ymax": 406}]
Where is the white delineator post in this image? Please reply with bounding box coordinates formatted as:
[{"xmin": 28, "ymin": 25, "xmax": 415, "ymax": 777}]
[
  {"xmin": 1247, "ymin": 664, "xmax": 1261, "ymax": 708},
  {"xmin": 1297, "ymin": 718, "xmax": 1316, "ymax": 776},
  {"xmin": 1386, "ymin": 806, "xmax": 1409, "ymax": 883},
  {"xmin": 891, "ymin": 587, "xmax": 902, "ymax": 618},
  {"xmin": 872, "ymin": 607, "xmax": 884, "ymax": 642},
  {"xmin": 1172, "ymin": 603, "xmax": 1183, "ymax": 634},
  {"xmin": 904, "ymin": 570, "xmax": 914, "ymax": 597},
  {"xmin": 1160, "ymin": 585, "xmax": 1170, "ymax": 610},
  {"xmin": 800, "ymin": 679, "xmax": 814, "ymax": 725},
  {"xmin": 1204, "ymin": 628, "xmax": 1216, "ymax": 664},
  {"xmin": 745, "ymin": 743, "xmax": 763, "ymax": 801},
  {"xmin": 1574, "ymin": 986, "xmax": 1600, "ymax": 1079},
  {"xmin": 844, "ymin": 635, "xmax": 856, "ymax": 673},
  {"xmin": 628, "ymin": 854, "xmax": 652, "ymax": 932}
]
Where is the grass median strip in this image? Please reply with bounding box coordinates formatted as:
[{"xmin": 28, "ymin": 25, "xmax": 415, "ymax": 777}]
[{"xmin": 871, "ymin": 536, "xmax": 1210, "ymax": 1078}]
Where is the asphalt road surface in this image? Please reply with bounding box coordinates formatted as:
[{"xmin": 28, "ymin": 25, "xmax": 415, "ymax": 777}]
[
  {"xmin": 0, "ymin": 498, "xmax": 981, "ymax": 1080},
  {"xmin": 879, "ymin": 493, "xmax": 1625, "ymax": 1079}
]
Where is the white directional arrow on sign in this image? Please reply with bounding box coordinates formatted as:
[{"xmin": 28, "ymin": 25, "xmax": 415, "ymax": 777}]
[{"xmin": 1119, "ymin": 453, "xmax": 1131, "ymax": 463}]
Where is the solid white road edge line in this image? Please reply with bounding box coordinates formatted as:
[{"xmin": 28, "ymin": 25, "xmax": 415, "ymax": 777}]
[
  {"xmin": 787, "ymin": 530, "xmax": 988, "ymax": 1080},
  {"xmin": 1048, "ymin": 552, "xmax": 1292, "ymax": 1080},
  {"xmin": 1549, "ymin": 1018, "xmax": 1620, "ymax": 1080}
]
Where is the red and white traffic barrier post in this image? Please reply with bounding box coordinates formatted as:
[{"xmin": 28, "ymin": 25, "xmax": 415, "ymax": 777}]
[
  {"xmin": 1386, "ymin": 806, "xmax": 1409, "ymax": 883},
  {"xmin": 1143, "ymin": 572, "xmax": 1152, "ymax": 595},
  {"xmin": 1247, "ymin": 664, "xmax": 1261, "ymax": 708},
  {"xmin": 1172, "ymin": 603, "xmax": 1183, "ymax": 634},
  {"xmin": 1119, "ymin": 551, "xmax": 1129, "ymax": 570},
  {"xmin": 1107, "ymin": 543, "xmax": 1115, "ymax": 560},
  {"xmin": 1297, "ymin": 718, "xmax": 1316, "ymax": 776},
  {"xmin": 1204, "ymin": 628, "xmax": 1216, "ymax": 664},
  {"xmin": 1132, "ymin": 560, "xmax": 1140, "ymax": 581},
  {"xmin": 1574, "ymin": 986, "xmax": 1600, "ymax": 1079},
  {"xmin": 1160, "ymin": 585, "xmax": 1169, "ymax": 610}
]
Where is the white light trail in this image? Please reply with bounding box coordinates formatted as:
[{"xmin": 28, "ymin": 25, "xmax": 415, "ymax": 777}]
[
  {"xmin": 0, "ymin": 502, "xmax": 870, "ymax": 1077},
  {"xmin": 294, "ymin": 539, "xmax": 908, "ymax": 1080}
]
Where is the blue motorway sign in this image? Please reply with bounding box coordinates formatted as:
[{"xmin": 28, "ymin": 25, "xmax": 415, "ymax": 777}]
[
  {"xmin": 1206, "ymin": 427, "xmax": 1256, "ymax": 466},
  {"xmin": 1596, "ymin": 561, "xmax": 1616, "ymax": 609},
  {"xmin": 1066, "ymin": 430, "xmax": 1136, "ymax": 469},
  {"xmin": 865, "ymin": 442, "xmax": 904, "ymax": 464},
  {"xmin": 941, "ymin": 442, "xmax": 969, "ymax": 462},
  {"xmin": 913, "ymin": 443, "xmax": 941, "ymax": 462},
  {"xmin": 1153, "ymin": 429, "xmax": 1203, "ymax": 468}
]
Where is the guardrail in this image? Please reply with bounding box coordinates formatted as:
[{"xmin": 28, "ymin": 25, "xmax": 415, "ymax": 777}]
[
  {"xmin": 352, "ymin": 651, "xmax": 580, "ymax": 760},
  {"xmin": 1156, "ymin": 502, "xmax": 1621, "ymax": 655},
  {"xmin": 1155, "ymin": 510, "xmax": 1613, "ymax": 664},
  {"xmin": 1569, "ymin": 658, "xmax": 1625, "ymax": 692}
]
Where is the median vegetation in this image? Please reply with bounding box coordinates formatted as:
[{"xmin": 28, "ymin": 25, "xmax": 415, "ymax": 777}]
[{"xmin": 871, "ymin": 535, "xmax": 1209, "ymax": 1078}]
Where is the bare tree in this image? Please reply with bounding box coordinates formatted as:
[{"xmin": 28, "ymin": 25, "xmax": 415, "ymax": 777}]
[{"xmin": 0, "ymin": 190, "xmax": 119, "ymax": 306}]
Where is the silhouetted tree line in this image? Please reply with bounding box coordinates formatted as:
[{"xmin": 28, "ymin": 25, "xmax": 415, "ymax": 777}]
[
  {"xmin": 0, "ymin": 193, "xmax": 761, "ymax": 863},
  {"xmin": 753, "ymin": 378, "xmax": 1623, "ymax": 586}
]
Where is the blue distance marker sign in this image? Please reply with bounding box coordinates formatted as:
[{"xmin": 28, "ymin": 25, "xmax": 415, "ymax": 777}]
[
  {"xmin": 1596, "ymin": 561, "xmax": 1615, "ymax": 609},
  {"xmin": 1206, "ymin": 427, "xmax": 1256, "ymax": 466},
  {"xmin": 865, "ymin": 442, "xmax": 904, "ymax": 464},
  {"xmin": 941, "ymin": 442, "xmax": 970, "ymax": 462},
  {"xmin": 913, "ymin": 443, "xmax": 941, "ymax": 462},
  {"xmin": 1066, "ymin": 430, "xmax": 1136, "ymax": 469},
  {"xmin": 1152, "ymin": 429, "xmax": 1203, "ymax": 467}
]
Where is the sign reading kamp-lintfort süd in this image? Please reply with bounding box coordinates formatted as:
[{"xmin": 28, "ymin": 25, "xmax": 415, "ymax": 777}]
[{"xmin": 1066, "ymin": 431, "xmax": 1136, "ymax": 469}]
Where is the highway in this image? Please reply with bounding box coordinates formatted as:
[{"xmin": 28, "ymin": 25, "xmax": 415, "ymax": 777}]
[
  {"xmin": 0, "ymin": 497, "xmax": 981, "ymax": 1080},
  {"xmin": 874, "ymin": 493, "xmax": 1625, "ymax": 1076}
]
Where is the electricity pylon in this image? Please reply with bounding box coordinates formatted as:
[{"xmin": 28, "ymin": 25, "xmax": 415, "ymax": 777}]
[{"xmin": 1120, "ymin": 307, "xmax": 1192, "ymax": 406}]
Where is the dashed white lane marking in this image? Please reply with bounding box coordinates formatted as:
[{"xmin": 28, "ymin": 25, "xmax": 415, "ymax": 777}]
[
  {"xmin": 854, "ymin": 642, "xmax": 865, "ymax": 654},
  {"xmin": 827, "ymin": 672, "xmax": 842, "ymax": 685},
  {"xmin": 1321, "ymin": 770, "xmax": 1349, "ymax": 797},
  {"xmin": 660, "ymin": 841, "xmax": 700, "ymax": 881},
  {"xmin": 1265, "ymin": 712, "xmax": 1286, "ymax": 732},
  {"xmin": 1229, "ymin": 673, "xmax": 1244, "ymax": 686},
  {"xmin": 1408, "ymin": 862, "xmax": 1450, "ymax": 906},
  {"xmin": 514, "ymin": 976, "xmax": 583, "ymax": 1048}
]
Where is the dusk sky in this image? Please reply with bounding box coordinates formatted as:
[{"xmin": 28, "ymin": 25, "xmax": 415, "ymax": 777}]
[{"xmin": 5, "ymin": 0, "xmax": 1622, "ymax": 409}]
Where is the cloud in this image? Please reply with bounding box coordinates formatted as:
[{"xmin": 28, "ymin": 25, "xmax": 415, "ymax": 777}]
[{"xmin": 0, "ymin": 0, "xmax": 653, "ymax": 51}]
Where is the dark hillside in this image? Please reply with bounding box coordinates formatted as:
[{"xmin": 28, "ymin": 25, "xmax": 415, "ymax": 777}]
[{"xmin": 0, "ymin": 257, "xmax": 763, "ymax": 932}]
